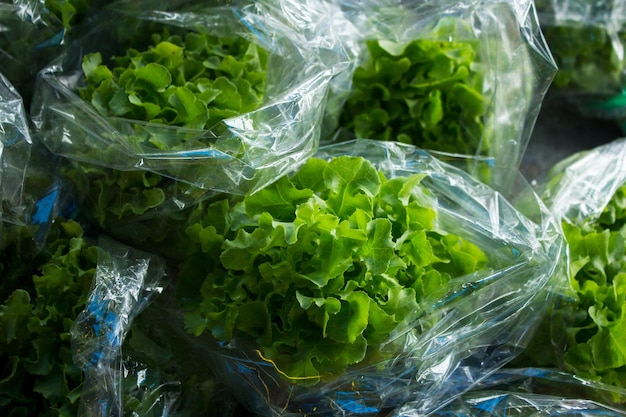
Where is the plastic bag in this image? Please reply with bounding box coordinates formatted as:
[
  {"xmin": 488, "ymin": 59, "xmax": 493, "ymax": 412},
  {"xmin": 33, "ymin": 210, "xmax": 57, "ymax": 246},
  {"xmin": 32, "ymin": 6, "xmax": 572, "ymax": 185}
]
[
  {"xmin": 0, "ymin": 70, "xmax": 32, "ymax": 226},
  {"xmin": 433, "ymin": 390, "xmax": 626, "ymax": 416},
  {"xmin": 0, "ymin": 0, "xmax": 107, "ymax": 106},
  {"xmin": 71, "ymin": 234, "xmax": 253, "ymax": 417},
  {"xmin": 0, "ymin": 1, "xmax": 63, "ymax": 104},
  {"xmin": 419, "ymin": 367, "xmax": 626, "ymax": 415},
  {"xmin": 30, "ymin": 0, "xmax": 337, "ymax": 199},
  {"xmin": 536, "ymin": 0, "xmax": 626, "ymax": 95},
  {"xmin": 471, "ymin": 367, "xmax": 626, "ymax": 408},
  {"xmin": 519, "ymin": 137, "xmax": 626, "ymax": 403},
  {"xmin": 114, "ymin": 139, "xmax": 561, "ymax": 417},
  {"xmin": 71, "ymin": 235, "xmax": 170, "ymax": 416},
  {"xmin": 535, "ymin": 0, "xmax": 626, "ymax": 131},
  {"xmin": 0, "ymin": 70, "xmax": 71, "ymax": 239},
  {"xmin": 314, "ymin": 0, "xmax": 556, "ymax": 190}
]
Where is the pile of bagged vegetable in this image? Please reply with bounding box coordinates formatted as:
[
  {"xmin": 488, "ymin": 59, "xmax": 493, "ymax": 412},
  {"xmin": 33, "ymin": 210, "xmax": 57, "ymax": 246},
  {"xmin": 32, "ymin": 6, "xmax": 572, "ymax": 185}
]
[{"xmin": 3, "ymin": 0, "xmax": 626, "ymax": 416}]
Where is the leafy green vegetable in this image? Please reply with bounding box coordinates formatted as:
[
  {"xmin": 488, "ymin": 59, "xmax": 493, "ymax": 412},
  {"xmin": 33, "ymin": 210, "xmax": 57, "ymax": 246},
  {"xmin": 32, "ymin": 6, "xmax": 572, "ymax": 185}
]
[
  {"xmin": 0, "ymin": 0, "xmax": 108, "ymax": 107},
  {"xmin": 535, "ymin": 0, "xmax": 626, "ymax": 94},
  {"xmin": 43, "ymin": 0, "xmax": 90, "ymax": 30},
  {"xmin": 177, "ymin": 155, "xmax": 489, "ymax": 385},
  {"xmin": 60, "ymin": 28, "xmax": 269, "ymax": 258},
  {"xmin": 61, "ymin": 160, "xmax": 207, "ymax": 263},
  {"xmin": 0, "ymin": 217, "xmax": 236, "ymax": 416},
  {"xmin": 543, "ymin": 24, "xmax": 626, "ymax": 93},
  {"xmin": 79, "ymin": 29, "xmax": 268, "ymax": 133},
  {"xmin": 338, "ymin": 36, "xmax": 487, "ymax": 155},
  {"xmin": 518, "ymin": 182, "xmax": 626, "ymax": 392},
  {"xmin": 557, "ymin": 183, "xmax": 626, "ymax": 387},
  {"xmin": 0, "ymin": 219, "xmax": 97, "ymax": 416}
]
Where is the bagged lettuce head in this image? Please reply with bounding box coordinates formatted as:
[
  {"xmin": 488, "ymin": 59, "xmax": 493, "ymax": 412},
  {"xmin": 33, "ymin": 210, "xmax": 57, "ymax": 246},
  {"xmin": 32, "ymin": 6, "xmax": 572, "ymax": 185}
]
[{"xmin": 173, "ymin": 140, "xmax": 563, "ymax": 416}]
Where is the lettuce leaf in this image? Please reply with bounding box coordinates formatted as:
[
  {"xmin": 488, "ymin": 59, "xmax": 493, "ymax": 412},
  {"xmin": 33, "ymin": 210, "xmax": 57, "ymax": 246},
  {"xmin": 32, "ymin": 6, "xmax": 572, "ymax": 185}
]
[
  {"xmin": 79, "ymin": 30, "xmax": 268, "ymax": 133},
  {"xmin": 557, "ymin": 184, "xmax": 626, "ymax": 386},
  {"xmin": 338, "ymin": 34, "xmax": 487, "ymax": 155},
  {"xmin": 177, "ymin": 155, "xmax": 489, "ymax": 385},
  {"xmin": 522, "ymin": 184, "xmax": 626, "ymax": 391},
  {"xmin": 0, "ymin": 220, "xmax": 96, "ymax": 416}
]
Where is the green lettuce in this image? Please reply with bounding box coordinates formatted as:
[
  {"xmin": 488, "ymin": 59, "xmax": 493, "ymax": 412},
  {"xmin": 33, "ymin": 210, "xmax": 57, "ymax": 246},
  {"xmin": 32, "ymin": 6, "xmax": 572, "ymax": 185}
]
[
  {"xmin": 61, "ymin": 27, "xmax": 269, "ymax": 254},
  {"xmin": 0, "ymin": 219, "xmax": 96, "ymax": 417},
  {"xmin": 177, "ymin": 155, "xmax": 489, "ymax": 385},
  {"xmin": 79, "ymin": 29, "xmax": 268, "ymax": 133},
  {"xmin": 0, "ymin": 218, "xmax": 236, "ymax": 416},
  {"xmin": 517, "ymin": 181, "xmax": 626, "ymax": 395},
  {"xmin": 338, "ymin": 35, "xmax": 487, "ymax": 155},
  {"xmin": 535, "ymin": 0, "xmax": 626, "ymax": 94},
  {"xmin": 557, "ymin": 183, "xmax": 626, "ymax": 388}
]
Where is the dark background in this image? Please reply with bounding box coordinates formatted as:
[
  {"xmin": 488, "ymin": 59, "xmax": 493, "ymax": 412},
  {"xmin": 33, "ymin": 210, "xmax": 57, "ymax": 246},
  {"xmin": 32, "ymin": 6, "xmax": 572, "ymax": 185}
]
[{"xmin": 521, "ymin": 92, "xmax": 623, "ymax": 183}]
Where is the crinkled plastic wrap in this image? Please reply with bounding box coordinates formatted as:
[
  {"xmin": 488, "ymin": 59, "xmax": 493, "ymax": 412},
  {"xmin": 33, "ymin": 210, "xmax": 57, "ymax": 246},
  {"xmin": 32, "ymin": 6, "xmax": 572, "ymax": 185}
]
[
  {"xmin": 521, "ymin": 138, "xmax": 626, "ymax": 405},
  {"xmin": 536, "ymin": 0, "xmax": 626, "ymax": 95},
  {"xmin": 538, "ymin": 137, "xmax": 626, "ymax": 225},
  {"xmin": 0, "ymin": 70, "xmax": 71, "ymax": 237},
  {"xmin": 30, "ymin": 0, "xmax": 337, "ymax": 198},
  {"xmin": 0, "ymin": 70, "xmax": 32, "ymax": 226},
  {"xmin": 471, "ymin": 367, "xmax": 626, "ymax": 408},
  {"xmin": 144, "ymin": 139, "xmax": 562, "ymax": 416},
  {"xmin": 433, "ymin": 390, "xmax": 626, "ymax": 416},
  {"xmin": 391, "ymin": 366, "xmax": 626, "ymax": 415},
  {"xmin": 71, "ymin": 236, "xmax": 250, "ymax": 417},
  {"xmin": 71, "ymin": 236, "xmax": 170, "ymax": 416},
  {"xmin": 316, "ymin": 0, "xmax": 556, "ymax": 190},
  {"xmin": 536, "ymin": 0, "xmax": 626, "ymax": 129},
  {"xmin": 0, "ymin": 0, "xmax": 68, "ymax": 106}
]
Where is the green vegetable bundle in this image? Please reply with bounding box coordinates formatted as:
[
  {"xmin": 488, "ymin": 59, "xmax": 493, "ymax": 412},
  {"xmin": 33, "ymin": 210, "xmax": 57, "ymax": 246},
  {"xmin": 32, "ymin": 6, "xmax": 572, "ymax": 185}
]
[
  {"xmin": 30, "ymin": 1, "xmax": 335, "ymax": 197},
  {"xmin": 323, "ymin": 0, "xmax": 556, "ymax": 189},
  {"xmin": 28, "ymin": 1, "xmax": 339, "ymax": 261},
  {"xmin": 180, "ymin": 154, "xmax": 490, "ymax": 384},
  {"xmin": 0, "ymin": 219, "xmax": 96, "ymax": 417},
  {"xmin": 78, "ymin": 30, "xmax": 268, "ymax": 132},
  {"xmin": 0, "ymin": 218, "xmax": 242, "ymax": 416},
  {"xmin": 519, "ymin": 138, "xmax": 626, "ymax": 406},
  {"xmin": 535, "ymin": 0, "xmax": 626, "ymax": 95},
  {"xmin": 338, "ymin": 33, "xmax": 486, "ymax": 156},
  {"xmin": 168, "ymin": 140, "xmax": 563, "ymax": 416},
  {"xmin": 534, "ymin": 0, "xmax": 626, "ymax": 133}
]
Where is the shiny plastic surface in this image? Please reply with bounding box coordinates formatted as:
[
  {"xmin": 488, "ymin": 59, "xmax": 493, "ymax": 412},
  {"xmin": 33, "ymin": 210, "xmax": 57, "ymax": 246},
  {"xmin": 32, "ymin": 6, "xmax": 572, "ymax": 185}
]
[
  {"xmin": 152, "ymin": 140, "xmax": 562, "ymax": 416},
  {"xmin": 30, "ymin": 0, "xmax": 340, "ymax": 197},
  {"xmin": 315, "ymin": 0, "xmax": 557, "ymax": 191}
]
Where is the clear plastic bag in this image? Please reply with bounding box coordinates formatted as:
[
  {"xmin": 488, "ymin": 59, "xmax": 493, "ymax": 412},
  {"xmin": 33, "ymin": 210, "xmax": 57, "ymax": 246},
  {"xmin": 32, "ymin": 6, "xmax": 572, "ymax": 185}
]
[
  {"xmin": 419, "ymin": 367, "xmax": 626, "ymax": 415},
  {"xmin": 312, "ymin": 0, "xmax": 556, "ymax": 190},
  {"xmin": 433, "ymin": 390, "xmax": 626, "ymax": 416},
  {"xmin": 0, "ymin": 70, "xmax": 70, "ymax": 235},
  {"xmin": 0, "ymin": 1, "xmax": 63, "ymax": 99},
  {"xmin": 30, "ymin": 0, "xmax": 338, "ymax": 199},
  {"xmin": 520, "ymin": 137, "xmax": 626, "ymax": 403},
  {"xmin": 538, "ymin": 137, "xmax": 626, "ymax": 225},
  {"xmin": 127, "ymin": 139, "xmax": 563, "ymax": 416},
  {"xmin": 536, "ymin": 0, "xmax": 626, "ymax": 95},
  {"xmin": 1, "ymin": 0, "xmax": 112, "ymax": 113},
  {"xmin": 71, "ymin": 235, "xmax": 169, "ymax": 416},
  {"xmin": 535, "ymin": 0, "xmax": 626, "ymax": 130},
  {"xmin": 71, "ymin": 235, "xmax": 252, "ymax": 417},
  {"xmin": 471, "ymin": 367, "xmax": 626, "ymax": 408},
  {"xmin": 0, "ymin": 70, "xmax": 32, "ymax": 227}
]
